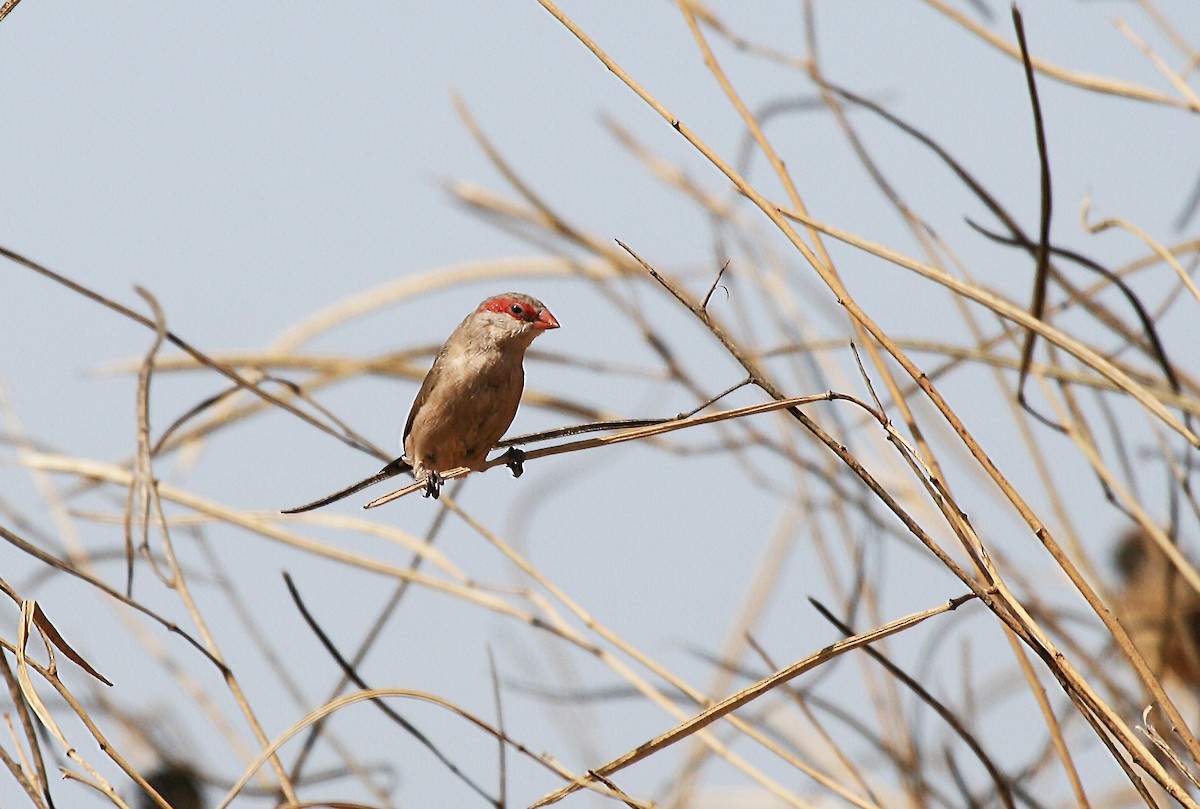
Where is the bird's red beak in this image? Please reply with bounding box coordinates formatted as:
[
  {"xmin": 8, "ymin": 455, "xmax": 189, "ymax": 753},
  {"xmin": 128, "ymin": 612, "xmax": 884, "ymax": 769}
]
[{"xmin": 534, "ymin": 308, "xmax": 560, "ymax": 330}]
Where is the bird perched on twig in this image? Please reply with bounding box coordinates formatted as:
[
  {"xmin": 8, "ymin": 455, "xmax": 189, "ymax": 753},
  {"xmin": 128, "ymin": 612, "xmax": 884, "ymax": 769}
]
[{"xmin": 284, "ymin": 292, "xmax": 559, "ymax": 511}]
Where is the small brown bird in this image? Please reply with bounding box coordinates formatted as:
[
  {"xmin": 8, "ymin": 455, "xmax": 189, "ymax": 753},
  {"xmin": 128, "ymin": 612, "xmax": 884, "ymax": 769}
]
[
  {"xmin": 403, "ymin": 292, "xmax": 559, "ymax": 497},
  {"xmin": 284, "ymin": 292, "xmax": 559, "ymax": 511},
  {"xmin": 1113, "ymin": 527, "xmax": 1200, "ymax": 688},
  {"xmin": 137, "ymin": 763, "xmax": 203, "ymax": 809}
]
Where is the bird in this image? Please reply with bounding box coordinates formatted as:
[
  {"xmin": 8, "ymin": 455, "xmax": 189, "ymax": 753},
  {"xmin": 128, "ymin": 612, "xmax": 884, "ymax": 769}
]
[
  {"xmin": 1112, "ymin": 527, "xmax": 1200, "ymax": 688},
  {"xmin": 136, "ymin": 763, "xmax": 203, "ymax": 809},
  {"xmin": 283, "ymin": 292, "xmax": 559, "ymax": 511}
]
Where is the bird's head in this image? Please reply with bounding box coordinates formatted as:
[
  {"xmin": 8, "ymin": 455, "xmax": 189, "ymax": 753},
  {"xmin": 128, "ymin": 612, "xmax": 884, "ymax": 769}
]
[
  {"xmin": 469, "ymin": 293, "xmax": 559, "ymax": 348},
  {"xmin": 478, "ymin": 293, "xmax": 558, "ymax": 329}
]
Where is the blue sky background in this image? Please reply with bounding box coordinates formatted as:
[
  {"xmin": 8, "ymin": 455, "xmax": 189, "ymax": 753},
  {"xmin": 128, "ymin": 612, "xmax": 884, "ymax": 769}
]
[{"xmin": 2, "ymin": 2, "xmax": 1199, "ymax": 807}]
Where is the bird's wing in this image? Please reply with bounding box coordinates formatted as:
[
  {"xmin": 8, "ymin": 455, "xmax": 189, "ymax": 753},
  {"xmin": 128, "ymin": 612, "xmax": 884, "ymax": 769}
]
[{"xmin": 402, "ymin": 349, "xmax": 448, "ymax": 445}]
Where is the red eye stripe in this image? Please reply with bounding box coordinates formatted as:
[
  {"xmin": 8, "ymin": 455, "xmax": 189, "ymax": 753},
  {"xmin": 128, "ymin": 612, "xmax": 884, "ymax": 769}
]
[{"xmin": 479, "ymin": 296, "xmax": 536, "ymax": 322}]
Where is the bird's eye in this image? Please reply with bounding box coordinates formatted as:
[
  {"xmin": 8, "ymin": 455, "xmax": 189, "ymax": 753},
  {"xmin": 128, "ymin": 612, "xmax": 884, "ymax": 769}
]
[{"xmin": 510, "ymin": 304, "xmax": 525, "ymax": 316}]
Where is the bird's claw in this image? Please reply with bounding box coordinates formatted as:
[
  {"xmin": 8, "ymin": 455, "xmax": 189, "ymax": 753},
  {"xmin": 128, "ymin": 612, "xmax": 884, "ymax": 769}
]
[
  {"xmin": 421, "ymin": 472, "xmax": 443, "ymax": 499},
  {"xmin": 502, "ymin": 447, "xmax": 525, "ymax": 479}
]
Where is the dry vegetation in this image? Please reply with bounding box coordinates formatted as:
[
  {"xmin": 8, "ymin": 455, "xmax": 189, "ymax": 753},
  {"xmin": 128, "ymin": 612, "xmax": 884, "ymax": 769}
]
[{"xmin": 3, "ymin": 2, "xmax": 1200, "ymax": 808}]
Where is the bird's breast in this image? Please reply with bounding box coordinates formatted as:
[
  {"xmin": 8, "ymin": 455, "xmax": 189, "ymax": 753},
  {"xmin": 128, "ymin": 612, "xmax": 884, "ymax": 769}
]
[{"xmin": 404, "ymin": 350, "xmax": 525, "ymax": 473}]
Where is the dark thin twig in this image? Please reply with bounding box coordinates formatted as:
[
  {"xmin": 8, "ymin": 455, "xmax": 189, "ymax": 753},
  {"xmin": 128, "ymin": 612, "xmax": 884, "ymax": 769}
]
[
  {"xmin": 969, "ymin": 219, "xmax": 1199, "ymax": 532},
  {"xmin": 285, "ymin": 377, "xmax": 758, "ymax": 513},
  {"xmin": 808, "ymin": 597, "xmax": 1017, "ymax": 809},
  {"xmin": 849, "ymin": 342, "xmax": 887, "ymax": 418},
  {"xmin": 282, "ymin": 573, "xmax": 498, "ymax": 807},
  {"xmin": 821, "ymin": 78, "xmax": 1191, "ymax": 448},
  {"xmin": 288, "ymin": 479, "xmax": 462, "ymax": 786},
  {"xmin": 611, "ymin": 238, "xmax": 1005, "ymax": 625},
  {"xmin": 0, "ymin": 524, "xmax": 226, "ymax": 670},
  {"xmin": 0, "ymin": 244, "xmax": 382, "ymax": 459},
  {"xmin": 744, "ymin": 635, "xmax": 887, "ymax": 809},
  {"xmin": 677, "ymin": 376, "xmax": 756, "ymax": 419},
  {"xmin": 497, "ymin": 418, "xmax": 674, "ymax": 447},
  {"xmin": 965, "ymin": 222, "xmax": 1183, "ymax": 396},
  {"xmin": 154, "ymin": 376, "xmax": 382, "ymax": 461},
  {"xmin": 281, "ymin": 415, "xmax": 677, "ymax": 513},
  {"xmin": 584, "ymin": 771, "xmax": 641, "ymax": 809},
  {"xmin": 0, "ymin": 646, "xmax": 54, "ymax": 809},
  {"xmin": 1011, "ymin": 5, "xmax": 1060, "ymax": 433},
  {"xmin": 732, "ymin": 95, "xmax": 827, "ymax": 178},
  {"xmin": 505, "ymin": 378, "xmax": 756, "ymax": 446},
  {"xmin": 701, "ymin": 260, "xmax": 730, "ymax": 312},
  {"xmin": 281, "ymin": 457, "xmax": 413, "ymax": 514},
  {"xmin": 943, "ymin": 748, "xmax": 986, "ymax": 809},
  {"xmin": 486, "ymin": 647, "xmax": 507, "ymax": 809},
  {"xmin": 1174, "ymin": 169, "xmax": 1200, "ymax": 232},
  {"xmin": 126, "ymin": 287, "xmax": 168, "ymax": 598}
]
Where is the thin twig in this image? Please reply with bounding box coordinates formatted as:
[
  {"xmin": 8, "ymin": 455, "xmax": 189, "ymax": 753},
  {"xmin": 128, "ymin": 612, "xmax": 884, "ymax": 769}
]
[
  {"xmin": 1011, "ymin": 6, "xmax": 1059, "ymax": 431},
  {"xmin": 283, "ymin": 574, "xmax": 498, "ymax": 806},
  {"xmin": 531, "ymin": 595, "xmax": 976, "ymax": 807}
]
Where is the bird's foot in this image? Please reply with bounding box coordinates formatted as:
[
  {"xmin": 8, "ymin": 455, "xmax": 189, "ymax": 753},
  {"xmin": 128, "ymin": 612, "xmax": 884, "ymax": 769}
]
[
  {"xmin": 421, "ymin": 471, "xmax": 443, "ymax": 499},
  {"xmin": 502, "ymin": 447, "xmax": 525, "ymax": 479}
]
